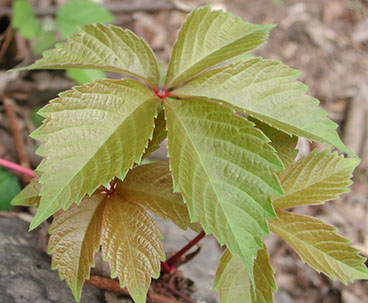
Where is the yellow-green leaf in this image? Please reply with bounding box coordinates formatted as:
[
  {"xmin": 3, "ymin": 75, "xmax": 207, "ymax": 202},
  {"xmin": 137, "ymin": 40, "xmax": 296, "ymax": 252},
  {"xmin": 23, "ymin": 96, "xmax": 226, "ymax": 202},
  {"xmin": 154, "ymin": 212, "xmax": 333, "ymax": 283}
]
[
  {"xmin": 14, "ymin": 24, "xmax": 160, "ymax": 87},
  {"xmin": 30, "ymin": 79, "xmax": 158, "ymax": 230},
  {"xmin": 269, "ymin": 211, "xmax": 368, "ymax": 283},
  {"xmin": 101, "ymin": 194, "xmax": 165, "ymax": 303},
  {"xmin": 214, "ymin": 245, "xmax": 276, "ymax": 303},
  {"xmin": 48, "ymin": 192, "xmax": 106, "ymax": 301},
  {"xmin": 273, "ymin": 149, "xmax": 359, "ymax": 210},
  {"xmin": 11, "ymin": 177, "xmax": 41, "ymax": 207},
  {"xmin": 164, "ymin": 97, "xmax": 283, "ymax": 280},
  {"xmin": 165, "ymin": 6, "xmax": 273, "ymax": 88},
  {"xmin": 117, "ymin": 162, "xmax": 191, "ymax": 230},
  {"xmin": 175, "ymin": 58, "xmax": 353, "ymax": 155}
]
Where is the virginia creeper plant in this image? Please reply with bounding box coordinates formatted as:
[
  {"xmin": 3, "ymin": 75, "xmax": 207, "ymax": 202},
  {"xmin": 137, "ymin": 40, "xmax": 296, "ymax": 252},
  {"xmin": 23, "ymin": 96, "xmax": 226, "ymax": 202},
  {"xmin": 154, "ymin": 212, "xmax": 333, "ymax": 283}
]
[{"xmin": 10, "ymin": 6, "xmax": 368, "ymax": 303}]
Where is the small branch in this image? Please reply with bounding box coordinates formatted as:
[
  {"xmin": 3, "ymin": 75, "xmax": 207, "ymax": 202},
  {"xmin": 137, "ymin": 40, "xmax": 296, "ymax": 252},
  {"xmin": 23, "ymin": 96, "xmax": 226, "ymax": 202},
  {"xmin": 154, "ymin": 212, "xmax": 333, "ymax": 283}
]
[
  {"xmin": 166, "ymin": 230, "xmax": 206, "ymax": 267},
  {"xmin": 3, "ymin": 96, "xmax": 32, "ymax": 182},
  {"xmin": 1, "ymin": 1, "xmax": 188, "ymax": 17},
  {"xmin": 0, "ymin": 158, "xmax": 35, "ymax": 178},
  {"xmin": 86, "ymin": 275, "xmax": 183, "ymax": 303}
]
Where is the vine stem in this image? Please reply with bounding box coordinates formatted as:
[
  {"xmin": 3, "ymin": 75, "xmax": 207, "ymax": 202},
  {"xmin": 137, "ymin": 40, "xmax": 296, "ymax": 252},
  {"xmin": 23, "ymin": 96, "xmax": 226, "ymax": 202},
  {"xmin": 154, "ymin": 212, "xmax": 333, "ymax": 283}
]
[
  {"xmin": 166, "ymin": 230, "xmax": 206, "ymax": 267},
  {"xmin": 0, "ymin": 158, "xmax": 35, "ymax": 178}
]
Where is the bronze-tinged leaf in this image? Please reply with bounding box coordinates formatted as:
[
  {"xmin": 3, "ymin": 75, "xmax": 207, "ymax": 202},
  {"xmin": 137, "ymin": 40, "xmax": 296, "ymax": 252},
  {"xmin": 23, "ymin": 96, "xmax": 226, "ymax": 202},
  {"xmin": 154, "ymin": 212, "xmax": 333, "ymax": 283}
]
[
  {"xmin": 101, "ymin": 195, "xmax": 165, "ymax": 303},
  {"xmin": 270, "ymin": 211, "xmax": 368, "ymax": 284},
  {"xmin": 117, "ymin": 162, "xmax": 191, "ymax": 230},
  {"xmin": 11, "ymin": 177, "xmax": 41, "ymax": 207},
  {"xmin": 273, "ymin": 149, "xmax": 359, "ymax": 210},
  {"xmin": 48, "ymin": 192, "xmax": 106, "ymax": 301}
]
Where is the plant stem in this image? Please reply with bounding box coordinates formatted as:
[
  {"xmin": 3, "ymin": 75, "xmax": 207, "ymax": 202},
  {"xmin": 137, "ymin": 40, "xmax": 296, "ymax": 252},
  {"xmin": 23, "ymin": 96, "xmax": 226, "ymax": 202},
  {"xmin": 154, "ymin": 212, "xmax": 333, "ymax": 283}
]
[
  {"xmin": 166, "ymin": 230, "xmax": 206, "ymax": 267},
  {"xmin": 0, "ymin": 158, "xmax": 35, "ymax": 178}
]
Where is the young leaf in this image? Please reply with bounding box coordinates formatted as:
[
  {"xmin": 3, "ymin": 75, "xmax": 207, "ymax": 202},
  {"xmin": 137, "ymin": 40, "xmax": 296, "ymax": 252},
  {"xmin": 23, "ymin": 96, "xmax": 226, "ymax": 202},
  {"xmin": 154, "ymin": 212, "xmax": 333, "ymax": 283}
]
[
  {"xmin": 175, "ymin": 58, "xmax": 353, "ymax": 155},
  {"xmin": 101, "ymin": 194, "xmax": 165, "ymax": 303},
  {"xmin": 48, "ymin": 192, "xmax": 106, "ymax": 302},
  {"xmin": 214, "ymin": 245, "xmax": 276, "ymax": 303},
  {"xmin": 29, "ymin": 79, "xmax": 158, "ymax": 229},
  {"xmin": 117, "ymin": 162, "xmax": 191, "ymax": 230},
  {"xmin": 164, "ymin": 97, "xmax": 284, "ymax": 279},
  {"xmin": 270, "ymin": 211, "xmax": 368, "ymax": 283},
  {"xmin": 14, "ymin": 24, "xmax": 160, "ymax": 87},
  {"xmin": 12, "ymin": 0, "xmax": 41, "ymax": 39},
  {"xmin": 273, "ymin": 149, "xmax": 359, "ymax": 210},
  {"xmin": 0, "ymin": 167, "xmax": 21, "ymax": 211},
  {"xmin": 11, "ymin": 177, "xmax": 41, "ymax": 207},
  {"xmin": 165, "ymin": 6, "xmax": 273, "ymax": 88},
  {"xmin": 56, "ymin": 0, "xmax": 114, "ymax": 38},
  {"xmin": 141, "ymin": 108, "xmax": 167, "ymax": 159}
]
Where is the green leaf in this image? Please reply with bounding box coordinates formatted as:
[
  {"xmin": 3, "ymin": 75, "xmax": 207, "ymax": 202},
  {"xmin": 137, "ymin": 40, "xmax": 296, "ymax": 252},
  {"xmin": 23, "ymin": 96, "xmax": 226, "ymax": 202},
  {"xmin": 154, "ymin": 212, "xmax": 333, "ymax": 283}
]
[
  {"xmin": 14, "ymin": 24, "xmax": 160, "ymax": 87},
  {"xmin": 101, "ymin": 194, "xmax": 165, "ymax": 303},
  {"xmin": 142, "ymin": 107, "xmax": 167, "ymax": 159},
  {"xmin": 251, "ymin": 118, "xmax": 298, "ymax": 170},
  {"xmin": 165, "ymin": 6, "xmax": 273, "ymax": 88},
  {"xmin": 0, "ymin": 167, "xmax": 21, "ymax": 211},
  {"xmin": 56, "ymin": 0, "xmax": 114, "ymax": 38},
  {"xmin": 12, "ymin": 0, "xmax": 41, "ymax": 39},
  {"xmin": 11, "ymin": 177, "xmax": 40, "ymax": 207},
  {"xmin": 66, "ymin": 69, "xmax": 106, "ymax": 85},
  {"xmin": 175, "ymin": 58, "xmax": 353, "ymax": 155},
  {"xmin": 117, "ymin": 162, "xmax": 191, "ymax": 230},
  {"xmin": 34, "ymin": 27, "xmax": 56, "ymax": 54},
  {"xmin": 164, "ymin": 97, "xmax": 283, "ymax": 280},
  {"xmin": 29, "ymin": 79, "xmax": 158, "ymax": 230},
  {"xmin": 270, "ymin": 211, "xmax": 368, "ymax": 283},
  {"xmin": 214, "ymin": 245, "xmax": 276, "ymax": 303},
  {"xmin": 48, "ymin": 192, "xmax": 106, "ymax": 301},
  {"xmin": 273, "ymin": 149, "xmax": 359, "ymax": 210}
]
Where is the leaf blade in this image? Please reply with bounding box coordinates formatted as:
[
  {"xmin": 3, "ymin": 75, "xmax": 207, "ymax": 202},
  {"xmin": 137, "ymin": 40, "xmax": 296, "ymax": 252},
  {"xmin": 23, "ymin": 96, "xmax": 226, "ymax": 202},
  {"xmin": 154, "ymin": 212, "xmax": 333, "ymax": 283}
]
[
  {"xmin": 48, "ymin": 192, "xmax": 106, "ymax": 301},
  {"xmin": 117, "ymin": 162, "xmax": 191, "ymax": 230},
  {"xmin": 214, "ymin": 245, "xmax": 276, "ymax": 303},
  {"xmin": 101, "ymin": 194, "xmax": 165, "ymax": 303},
  {"xmin": 164, "ymin": 97, "xmax": 283, "ymax": 279},
  {"xmin": 30, "ymin": 79, "xmax": 158, "ymax": 229},
  {"xmin": 14, "ymin": 24, "xmax": 160, "ymax": 87},
  {"xmin": 165, "ymin": 6, "xmax": 272, "ymax": 88},
  {"xmin": 269, "ymin": 211, "xmax": 368, "ymax": 283},
  {"xmin": 273, "ymin": 149, "xmax": 359, "ymax": 210},
  {"xmin": 175, "ymin": 58, "xmax": 352, "ymax": 155},
  {"xmin": 11, "ymin": 177, "xmax": 40, "ymax": 207}
]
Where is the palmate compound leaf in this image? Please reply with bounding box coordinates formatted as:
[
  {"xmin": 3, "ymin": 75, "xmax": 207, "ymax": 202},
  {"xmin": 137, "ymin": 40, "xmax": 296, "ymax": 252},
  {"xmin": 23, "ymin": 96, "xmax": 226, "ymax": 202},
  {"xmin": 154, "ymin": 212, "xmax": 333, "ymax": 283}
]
[
  {"xmin": 213, "ymin": 245, "xmax": 276, "ymax": 303},
  {"xmin": 175, "ymin": 58, "xmax": 353, "ymax": 155},
  {"xmin": 164, "ymin": 97, "xmax": 284, "ymax": 280},
  {"xmin": 48, "ymin": 192, "xmax": 106, "ymax": 301},
  {"xmin": 165, "ymin": 6, "xmax": 273, "ymax": 89},
  {"xmin": 102, "ymin": 193, "xmax": 165, "ymax": 303},
  {"xmin": 273, "ymin": 149, "xmax": 360, "ymax": 210},
  {"xmin": 269, "ymin": 211, "xmax": 368, "ymax": 283},
  {"xmin": 28, "ymin": 79, "xmax": 159, "ymax": 230},
  {"xmin": 13, "ymin": 23, "xmax": 160, "ymax": 87},
  {"xmin": 116, "ymin": 162, "xmax": 191, "ymax": 230}
]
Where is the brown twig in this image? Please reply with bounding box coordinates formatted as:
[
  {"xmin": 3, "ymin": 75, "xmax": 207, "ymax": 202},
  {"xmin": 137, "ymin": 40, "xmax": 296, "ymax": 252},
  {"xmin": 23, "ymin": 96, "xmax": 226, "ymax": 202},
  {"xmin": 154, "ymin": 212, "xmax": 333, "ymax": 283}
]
[
  {"xmin": 2, "ymin": 1, "xmax": 189, "ymax": 17},
  {"xmin": 2, "ymin": 96, "xmax": 31, "ymax": 182},
  {"xmin": 86, "ymin": 275, "xmax": 184, "ymax": 303}
]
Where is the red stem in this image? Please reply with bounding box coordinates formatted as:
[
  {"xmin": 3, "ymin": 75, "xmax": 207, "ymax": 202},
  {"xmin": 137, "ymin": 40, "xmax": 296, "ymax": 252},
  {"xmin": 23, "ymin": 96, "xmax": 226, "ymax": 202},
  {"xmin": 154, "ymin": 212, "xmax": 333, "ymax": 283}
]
[
  {"xmin": 0, "ymin": 158, "xmax": 35, "ymax": 178},
  {"xmin": 166, "ymin": 230, "xmax": 206, "ymax": 267}
]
